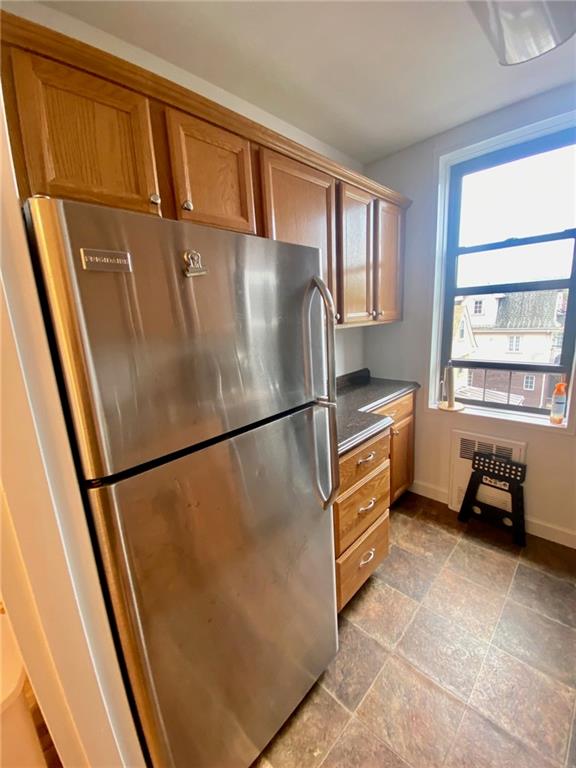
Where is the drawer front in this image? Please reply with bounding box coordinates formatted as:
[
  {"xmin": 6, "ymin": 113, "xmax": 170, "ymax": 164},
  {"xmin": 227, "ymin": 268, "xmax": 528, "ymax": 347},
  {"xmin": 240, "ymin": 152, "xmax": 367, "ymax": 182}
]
[
  {"xmin": 372, "ymin": 392, "xmax": 413, "ymax": 422},
  {"xmin": 339, "ymin": 432, "xmax": 390, "ymax": 495},
  {"xmin": 336, "ymin": 512, "xmax": 390, "ymax": 611},
  {"xmin": 334, "ymin": 461, "xmax": 390, "ymax": 556}
]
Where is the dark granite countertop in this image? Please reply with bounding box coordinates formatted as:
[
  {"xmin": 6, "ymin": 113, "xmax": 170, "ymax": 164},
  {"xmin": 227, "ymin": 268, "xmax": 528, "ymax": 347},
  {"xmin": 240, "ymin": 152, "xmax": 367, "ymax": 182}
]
[{"xmin": 337, "ymin": 368, "xmax": 420, "ymax": 454}]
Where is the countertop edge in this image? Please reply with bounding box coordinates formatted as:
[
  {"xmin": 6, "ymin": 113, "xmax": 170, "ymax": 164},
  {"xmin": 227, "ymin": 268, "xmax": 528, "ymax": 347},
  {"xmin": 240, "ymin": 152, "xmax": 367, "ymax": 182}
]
[{"xmin": 337, "ymin": 416, "xmax": 393, "ymax": 455}]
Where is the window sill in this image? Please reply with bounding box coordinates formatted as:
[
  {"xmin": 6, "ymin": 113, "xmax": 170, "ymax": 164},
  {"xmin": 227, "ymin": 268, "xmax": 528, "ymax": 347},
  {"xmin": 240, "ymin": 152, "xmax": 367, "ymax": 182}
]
[{"xmin": 429, "ymin": 401, "xmax": 574, "ymax": 434}]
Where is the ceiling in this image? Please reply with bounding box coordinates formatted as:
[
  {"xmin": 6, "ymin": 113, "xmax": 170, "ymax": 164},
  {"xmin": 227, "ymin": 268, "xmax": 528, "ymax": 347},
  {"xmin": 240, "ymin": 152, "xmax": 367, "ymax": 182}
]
[{"xmin": 44, "ymin": 1, "xmax": 576, "ymax": 163}]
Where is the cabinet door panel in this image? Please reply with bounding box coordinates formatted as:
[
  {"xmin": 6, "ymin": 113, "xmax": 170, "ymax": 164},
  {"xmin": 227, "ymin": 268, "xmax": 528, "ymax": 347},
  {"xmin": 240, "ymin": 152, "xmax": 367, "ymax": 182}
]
[
  {"xmin": 375, "ymin": 199, "xmax": 403, "ymax": 322},
  {"xmin": 11, "ymin": 50, "xmax": 160, "ymax": 214},
  {"xmin": 339, "ymin": 183, "xmax": 374, "ymax": 324},
  {"xmin": 166, "ymin": 109, "xmax": 255, "ymax": 233},
  {"xmin": 390, "ymin": 414, "xmax": 414, "ymax": 503},
  {"xmin": 260, "ymin": 149, "xmax": 336, "ymax": 298}
]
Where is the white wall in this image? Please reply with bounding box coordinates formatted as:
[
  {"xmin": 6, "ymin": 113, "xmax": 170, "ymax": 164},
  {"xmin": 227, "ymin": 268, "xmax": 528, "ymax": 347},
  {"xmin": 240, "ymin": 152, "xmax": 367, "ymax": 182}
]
[
  {"xmin": 3, "ymin": 2, "xmax": 361, "ymax": 172},
  {"xmin": 335, "ymin": 328, "xmax": 365, "ymax": 377},
  {"xmin": 364, "ymin": 84, "xmax": 576, "ymax": 547}
]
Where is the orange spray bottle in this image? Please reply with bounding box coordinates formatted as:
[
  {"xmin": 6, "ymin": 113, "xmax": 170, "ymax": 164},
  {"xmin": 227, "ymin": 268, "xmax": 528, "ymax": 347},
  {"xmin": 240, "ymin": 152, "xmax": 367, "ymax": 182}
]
[{"xmin": 550, "ymin": 381, "xmax": 567, "ymax": 425}]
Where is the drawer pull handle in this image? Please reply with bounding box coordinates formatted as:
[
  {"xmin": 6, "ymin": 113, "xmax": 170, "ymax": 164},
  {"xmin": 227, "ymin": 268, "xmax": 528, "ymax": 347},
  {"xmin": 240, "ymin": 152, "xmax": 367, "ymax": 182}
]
[
  {"xmin": 358, "ymin": 498, "xmax": 377, "ymax": 514},
  {"xmin": 357, "ymin": 451, "xmax": 376, "ymax": 465},
  {"xmin": 392, "ymin": 429, "xmax": 401, "ymax": 436},
  {"xmin": 359, "ymin": 548, "xmax": 376, "ymax": 567}
]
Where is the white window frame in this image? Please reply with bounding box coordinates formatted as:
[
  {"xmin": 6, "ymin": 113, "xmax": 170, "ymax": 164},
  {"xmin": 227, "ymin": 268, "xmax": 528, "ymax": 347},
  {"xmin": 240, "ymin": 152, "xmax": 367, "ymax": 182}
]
[
  {"xmin": 473, "ymin": 299, "xmax": 483, "ymax": 315},
  {"xmin": 429, "ymin": 109, "xmax": 576, "ymax": 431},
  {"xmin": 508, "ymin": 335, "xmax": 521, "ymax": 353},
  {"xmin": 523, "ymin": 374, "xmax": 536, "ymax": 391}
]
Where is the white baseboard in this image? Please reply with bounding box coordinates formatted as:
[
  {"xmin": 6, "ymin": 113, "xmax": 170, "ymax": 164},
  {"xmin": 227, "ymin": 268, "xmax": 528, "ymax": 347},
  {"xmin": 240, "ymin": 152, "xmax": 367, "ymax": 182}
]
[
  {"xmin": 409, "ymin": 481, "xmax": 448, "ymax": 505},
  {"xmin": 409, "ymin": 482, "xmax": 575, "ymax": 549}
]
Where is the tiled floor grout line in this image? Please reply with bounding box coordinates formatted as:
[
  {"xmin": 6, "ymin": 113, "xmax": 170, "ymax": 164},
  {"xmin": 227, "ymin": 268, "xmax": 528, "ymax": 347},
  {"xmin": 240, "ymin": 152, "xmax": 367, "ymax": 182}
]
[
  {"xmin": 565, "ymin": 696, "xmax": 576, "ymax": 768},
  {"xmin": 504, "ymin": 594, "xmax": 576, "ymax": 633}
]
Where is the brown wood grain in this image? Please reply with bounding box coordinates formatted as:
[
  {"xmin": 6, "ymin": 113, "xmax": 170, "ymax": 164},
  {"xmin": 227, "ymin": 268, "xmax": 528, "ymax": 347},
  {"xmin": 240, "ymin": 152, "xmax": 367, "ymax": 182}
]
[
  {"xmin": 339, "ymin": 431, "xmax": 390, "ymax": 496},
  {"xmin": 165, "ymin": 107, "xmax": 256, "ymax": 232},
  {"xmin": 374, "ymin": 198, "xmax": 404, "ymax": 322},
  {"xmin": 334, "ymin": 460, "xmax": 390, "ymax": 557},
  {"xmin": 390, "ymin": 413, "xmax": 415, "ymax": 503},
  {"xmin": 338, "ymin": 183, "xmax": 375, "ymax": 324},
  {"xmin": 336, "ymin": 511, "xmax": 389, "ymax": 611},
  {"xmin": 372, "ymin": 392, "xmax": 413, "ymax": 422},
  {"xmin": 0, "ymin": 11, "xmax": 410, "ymax": 209},
  {"xmin": 260, "ymin": 148, "xmax": 337, "ymax": 299},
  {"xmin": 11, "ymin": 49, "xmax": 160, "ymax": 213}
]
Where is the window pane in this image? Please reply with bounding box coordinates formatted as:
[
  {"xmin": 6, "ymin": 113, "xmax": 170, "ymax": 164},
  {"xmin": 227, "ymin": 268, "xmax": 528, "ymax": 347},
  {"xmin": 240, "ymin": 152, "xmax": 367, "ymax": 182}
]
[
  {"xmin": 450, "ymin": 289, "xmax": 567, "ymax": 365},
  {"xmin": 459, "ymin": 144, "xmax": 576, "ymax": 247},
  {"xmin": 457, "ymin": 240, "xmax": 574, "ymax": 288},
  {"xmin": 453, "ymin": 367, "xmax": 565, "ymax": 411}
]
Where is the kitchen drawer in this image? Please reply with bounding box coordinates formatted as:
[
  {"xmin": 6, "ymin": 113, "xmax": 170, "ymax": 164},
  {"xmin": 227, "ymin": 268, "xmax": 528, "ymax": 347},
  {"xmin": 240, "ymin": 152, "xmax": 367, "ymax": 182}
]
[
  {"xmin": 334, "ymin": 460, "xmax": 390, "ymax": 557},
  {"xmin": 339, "ymin": 432, "xmax": 390, "ymax": 495},
  {"xmin": 372, "ymin": 392, "xmax": 413, "ymax": 422},
  {"xmin": 336, "ymin": 511, "xmax": 389, "ymax": 611}
]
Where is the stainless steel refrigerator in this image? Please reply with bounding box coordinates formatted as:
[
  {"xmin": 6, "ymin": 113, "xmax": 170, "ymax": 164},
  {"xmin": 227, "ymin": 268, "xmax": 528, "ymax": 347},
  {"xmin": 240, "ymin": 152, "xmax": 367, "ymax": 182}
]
[{"xmin": 25, "ymin": 197, "xmax": 340, "ymax": 768}]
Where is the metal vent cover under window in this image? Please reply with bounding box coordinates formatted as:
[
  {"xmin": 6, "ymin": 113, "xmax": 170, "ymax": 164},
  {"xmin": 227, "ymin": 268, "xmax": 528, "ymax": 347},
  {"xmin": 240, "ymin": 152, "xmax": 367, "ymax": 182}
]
[{"xmin": 449, "ymin": 431, "xmax": 526, "ymax": 512}]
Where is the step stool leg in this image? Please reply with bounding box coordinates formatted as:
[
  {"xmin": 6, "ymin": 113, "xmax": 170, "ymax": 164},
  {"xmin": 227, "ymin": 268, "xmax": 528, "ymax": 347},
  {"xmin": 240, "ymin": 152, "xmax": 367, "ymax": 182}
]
[
  {"xmin": 511, "ymin": 485, "xmax": 526, "ymax": 547},
  {"xmin": 458, "ymin": 472, "xmax": 482, "ymax": 523}
]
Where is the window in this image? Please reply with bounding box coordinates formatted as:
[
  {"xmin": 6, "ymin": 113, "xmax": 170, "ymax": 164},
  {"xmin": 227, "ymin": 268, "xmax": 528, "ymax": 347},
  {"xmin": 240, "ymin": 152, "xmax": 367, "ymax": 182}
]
[
  {"xmin": 523, "ymin": 374, "xmax": 536, "ymax": 391},
  {"xmin": 441, "ymin": 127, "xmax": 576, "ymax": 415}
]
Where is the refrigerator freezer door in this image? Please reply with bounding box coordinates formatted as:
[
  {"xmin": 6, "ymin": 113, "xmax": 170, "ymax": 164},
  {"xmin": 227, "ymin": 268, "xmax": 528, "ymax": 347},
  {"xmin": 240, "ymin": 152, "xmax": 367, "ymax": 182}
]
[
  {"xmin": 89, "ymin": 405, "xmax": 337, "ymax": 768},
  {"xmin": 26, "ymin": 197, "xmax": 326, "ymax": 479}
]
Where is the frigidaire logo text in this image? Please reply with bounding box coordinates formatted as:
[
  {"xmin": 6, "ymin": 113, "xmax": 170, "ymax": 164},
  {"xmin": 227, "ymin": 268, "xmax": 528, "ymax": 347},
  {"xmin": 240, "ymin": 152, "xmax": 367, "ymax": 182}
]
[{"xmin": 80, "ymin": 248, "xmax": 133, "ymax": 273}]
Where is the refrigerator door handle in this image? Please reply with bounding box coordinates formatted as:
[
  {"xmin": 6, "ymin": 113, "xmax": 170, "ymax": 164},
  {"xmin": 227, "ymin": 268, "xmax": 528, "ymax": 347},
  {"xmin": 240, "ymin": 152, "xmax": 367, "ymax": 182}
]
[{"xmin": 309, "ymin": 276, "xmax": 340, "ymax": 509}]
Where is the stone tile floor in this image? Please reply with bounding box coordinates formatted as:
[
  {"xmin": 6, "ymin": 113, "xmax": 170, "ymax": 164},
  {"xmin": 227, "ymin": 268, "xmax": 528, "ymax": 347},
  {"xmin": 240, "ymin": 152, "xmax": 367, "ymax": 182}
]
[{"xmin": 253, "ymin": 493, "xmax": 576, "ymax": 768}]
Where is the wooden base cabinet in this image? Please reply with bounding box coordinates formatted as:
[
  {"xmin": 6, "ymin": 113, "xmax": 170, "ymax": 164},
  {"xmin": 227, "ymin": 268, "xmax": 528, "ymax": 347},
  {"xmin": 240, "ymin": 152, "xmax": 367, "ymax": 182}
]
[
  {"xmin": 372, "ymin": 391, "xmax": 415, "ymax": 503},
  {"xmin": 334, "ymin": 431, "xmax": 391, "ymax": 611}
]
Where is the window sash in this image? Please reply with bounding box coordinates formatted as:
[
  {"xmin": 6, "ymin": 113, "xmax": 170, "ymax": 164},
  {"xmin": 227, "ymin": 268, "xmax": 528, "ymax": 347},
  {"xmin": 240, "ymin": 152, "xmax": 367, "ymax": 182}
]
[{"xmin": 440, "ymin": 129, "xmax": 576, "ymax": 411}]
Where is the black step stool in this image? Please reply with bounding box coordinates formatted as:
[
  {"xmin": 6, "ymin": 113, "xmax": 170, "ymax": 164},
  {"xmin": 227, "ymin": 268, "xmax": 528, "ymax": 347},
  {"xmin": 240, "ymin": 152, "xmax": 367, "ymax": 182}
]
[{"xmin": 458, "ymin": 452, "xmax": 527, "ymax": 547}]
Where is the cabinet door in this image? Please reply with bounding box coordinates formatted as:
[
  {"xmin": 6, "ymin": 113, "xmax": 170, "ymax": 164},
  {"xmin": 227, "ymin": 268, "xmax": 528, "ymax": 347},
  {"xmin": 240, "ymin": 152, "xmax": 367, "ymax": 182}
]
[
  {"xmin": 338, "ymin": 183, "xmax": 374, "ymax": 324},
  {"xmin": 260, "ymin": 149, "xmax": 337, "ymax": 299},
  {"xmin": 375, "ymin": 199, "xmax": 404, "ymax": 322},
  {"xmin": 390, "ymin": 414, "xmax": 414, "ymax": 503},
  {"xmin": 11, "ymin": 50, "xmax": 160, "ymax": 214},
  {"xmin": 166, "ymin": 108, "xmax": 256, "ymax": 233}
]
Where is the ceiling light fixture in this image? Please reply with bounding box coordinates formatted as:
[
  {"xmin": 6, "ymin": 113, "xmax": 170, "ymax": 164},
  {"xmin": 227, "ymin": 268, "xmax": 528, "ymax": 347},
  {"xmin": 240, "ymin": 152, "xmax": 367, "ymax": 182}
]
[{"xmin": 469, "ymin": 0, "xmax": 576, "ymax": 65}]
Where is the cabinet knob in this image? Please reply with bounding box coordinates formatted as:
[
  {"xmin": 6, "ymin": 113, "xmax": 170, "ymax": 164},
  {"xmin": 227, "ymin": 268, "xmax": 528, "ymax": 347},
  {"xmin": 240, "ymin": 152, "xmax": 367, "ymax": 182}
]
[
  {"xmin": 371, "ymin": 310, "xmax": 377, "ymax": 319},
  {"xmin": 335, "ymin": 313, "xmax": 341, "ymax": 321},
  {"xmin": 149, "ymin": 193, "xmax": 161, "ymax": 205},
  {"xmin": 378, "ymin": 310, "xmax": 384, "ymax": 317},
  {"xmin": 182, "ymin": 200, "xmax": 194, "ymax": 212},
  {"xmin": 392, "ymin": 429, "xmax": 400, "ymax": 436}
]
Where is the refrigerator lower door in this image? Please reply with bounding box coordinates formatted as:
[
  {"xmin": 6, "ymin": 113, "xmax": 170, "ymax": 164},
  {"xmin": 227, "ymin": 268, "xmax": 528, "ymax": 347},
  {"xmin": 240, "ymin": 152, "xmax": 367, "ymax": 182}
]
[
  {"xmin": 26, "ymin": 197, "xmax": 327, "ymax": 480},
  {"xmin": 89, "ymin": 406, "xmax": 337, "ymax": 768}
]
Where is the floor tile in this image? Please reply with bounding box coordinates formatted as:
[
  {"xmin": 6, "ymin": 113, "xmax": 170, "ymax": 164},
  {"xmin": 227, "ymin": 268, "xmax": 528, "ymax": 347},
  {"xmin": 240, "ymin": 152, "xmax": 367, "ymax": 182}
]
[
  {"xmin": 509, "ymin": 562, "xmax": 576, "ymax": 628},
  {"xmin": 397, "ymin": 606, "xmax": 488, "ymax": 701},
  {"xmin": 374, "ymin": 544, "xmax": 439, "ymax": 601},
  {"xmin": 391, "ymin": 513, "xmax": 458, "ymax": 568},
  {"xmin": 469, "ymin": 645, "xmax": 575, "ymax": 763},
  {"xmin": 263, "ymin": 685, "xmax": 349, "ymax": 768},
  {"xmin": 320, "ymin": 717, "xmax": 409, "ymax": 768},
  {"xmin": 444, "ymin": 707, "xmax": 558, "ymax": 768},
  {"xmin": 320, "ymin": 618, "xmax": 388, "ymax": 711},
  {"xmin": 445, "ymin": 539, "xmax": 517, "ymax": 595},
  {"xmin": 415, "ymin": 500, "xmax": 467, "ymax": 535},
  {"xmin": 464, "ymin": 518, "xmax": 522, "ymax": 557},
  {"xmin": 343, "ymin": 579, "xmax": 418, "ymax": 651},
  {"xmin": 493, "ymin": 600, "xmax": 576, "ymax": 688},
  {"xmin": 357, "ymin": 655, "xmax": 464, "ymax": 768},
  {"xmin": 521, "ymin": 534, "xmax": 576, "ymax": 583},
  {"xmin": 422, "ymin": 567, "xmax": 505, "ymax": 641}
]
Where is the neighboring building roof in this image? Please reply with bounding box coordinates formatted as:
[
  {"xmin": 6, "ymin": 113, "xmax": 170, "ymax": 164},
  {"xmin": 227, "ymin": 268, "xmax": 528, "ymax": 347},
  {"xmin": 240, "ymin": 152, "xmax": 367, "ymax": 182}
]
[{"xmin": 493, "ymin": 290, "xmax": 565, "ymax": 330}]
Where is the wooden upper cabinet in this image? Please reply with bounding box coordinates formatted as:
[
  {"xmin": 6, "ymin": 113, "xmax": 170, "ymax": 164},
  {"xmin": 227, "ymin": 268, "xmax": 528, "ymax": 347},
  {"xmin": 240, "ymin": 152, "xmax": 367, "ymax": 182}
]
[
  {"xmin": 338, "ymin": 183, "xmax": 375, "ymax": 325},
  {"xmin": 260, "ymin": 149, "xmax": 337, "ymax": 299},
  {"xmin": 166, "ymin": 108, "xmax": 256, "ymax": 233},
  {"xmin": 375, "ymin": 199, "xmax": 404, "ymax": 322},
  {"xmin": 11, "ymin": 50, "xmax": 161, "ymax": 214}
]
